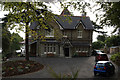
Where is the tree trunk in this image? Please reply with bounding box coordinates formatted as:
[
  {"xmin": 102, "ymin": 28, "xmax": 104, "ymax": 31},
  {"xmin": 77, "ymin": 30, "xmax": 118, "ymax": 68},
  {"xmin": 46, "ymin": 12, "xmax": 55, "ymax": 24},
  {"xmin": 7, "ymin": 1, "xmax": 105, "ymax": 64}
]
[{"xmin": 25, "ymin": 22, "xmax": 29, "ymax": 61}]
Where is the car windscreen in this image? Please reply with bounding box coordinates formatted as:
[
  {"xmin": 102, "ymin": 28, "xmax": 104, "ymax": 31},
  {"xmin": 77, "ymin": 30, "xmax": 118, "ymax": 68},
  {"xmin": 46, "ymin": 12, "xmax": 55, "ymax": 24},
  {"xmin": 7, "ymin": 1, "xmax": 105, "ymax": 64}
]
[
  {"xmin": 101, "ymin": 54, "xmax": 107, "ymax": 57},
  {"xmin": 96, "ymin": 50, "xmax": 102, "ymax": 53},
  {"xmin": 96, "ymin": 63, "xmax": 105, "ymax": 67}
]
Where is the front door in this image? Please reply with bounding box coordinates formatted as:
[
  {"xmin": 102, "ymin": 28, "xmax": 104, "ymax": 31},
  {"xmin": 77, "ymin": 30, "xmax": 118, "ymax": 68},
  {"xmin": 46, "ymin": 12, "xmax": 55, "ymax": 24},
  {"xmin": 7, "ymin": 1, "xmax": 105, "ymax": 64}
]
[{"xmin": 64, "ymin": 48, "xmax": 69, "ymax": 57}]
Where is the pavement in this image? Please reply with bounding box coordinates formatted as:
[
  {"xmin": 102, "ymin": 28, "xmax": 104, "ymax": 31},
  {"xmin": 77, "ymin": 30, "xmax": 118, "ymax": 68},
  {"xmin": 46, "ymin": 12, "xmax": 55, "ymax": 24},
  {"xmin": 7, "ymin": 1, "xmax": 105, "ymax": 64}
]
[{"xmin": 2, "ymin": 54, "xmax": 119, "ymax": 79}]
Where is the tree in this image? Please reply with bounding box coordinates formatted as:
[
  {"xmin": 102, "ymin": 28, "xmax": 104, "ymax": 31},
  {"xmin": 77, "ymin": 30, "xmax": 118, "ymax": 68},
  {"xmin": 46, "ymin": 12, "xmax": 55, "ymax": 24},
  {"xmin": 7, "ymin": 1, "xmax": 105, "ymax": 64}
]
[
  {"xmin": 10, "ymin": 33, "xmax": 23, "ymax": 52},
  {"xmin": 92, "ymin": 34, "xmax": 108, "ymax": 50},
  {"xmin": 97, "ymin": 2, "xmax": 120, "ymax": 33},
  {"xmin": 2, "ymin": 16, "xmax": 24, "ymax": 59},
  {"xmin": 97, "ymin": 34, "xmax": 107, "ymax": 42},
  {"xmin": 2, "ymin": 2, "xmax": 53, "ymax": 60},
  {"xmin": 92, "ymin": 41, "xmax": 104, "ymax": 49},
  {"xmin": 105, "ymin": 35, "xmax": 120, "ymax": 47},
  {"xmin": 2, "ymin": 17, "xmax": 11, "ymax": 59}
]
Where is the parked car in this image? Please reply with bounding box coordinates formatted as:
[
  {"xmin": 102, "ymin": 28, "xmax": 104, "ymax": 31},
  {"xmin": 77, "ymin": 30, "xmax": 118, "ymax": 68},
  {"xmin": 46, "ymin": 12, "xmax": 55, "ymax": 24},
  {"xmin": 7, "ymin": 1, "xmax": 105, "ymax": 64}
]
[
  {"xmin": 94, "ymin": 61, "xmax": 115, "ymax": 76},
  {"xmin": 0, "ymin": 48, "xmax": 2, "ymax": 54},
  {"xmin": 21, "ymin": 48, "xmax": 25, "ymax": 56},
  {"xmin": 95, "ymin": 53, "xmax": 109, "ymax": 62},
  {"xmin": 16, "ymin": 48, "xmax": 25, "ymax": 56},
  {"xmin": 16, "ymin": 49, "xmax": 21, "ymax": 54},
  {"xmin": 92, "ymin": 50, "xmax": 102, "ymax": 56}
]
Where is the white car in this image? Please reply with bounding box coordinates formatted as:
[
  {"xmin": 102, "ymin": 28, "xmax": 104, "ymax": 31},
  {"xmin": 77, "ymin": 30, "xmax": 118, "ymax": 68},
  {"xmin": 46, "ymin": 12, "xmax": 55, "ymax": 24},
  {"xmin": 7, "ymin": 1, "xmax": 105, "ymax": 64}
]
[
  {"xmin": 21, "ymin": 48, "xmax": 25, "ymax": 56},
  {"xmin": 16, "ymin": 50, "xmax": 21, "ymax": 53},
  {"xmin": 16, "ymin": 48, "xmax": 25, "ymax": 56},
  {"xmin": 0, "ymin": 48, "xmax": 2, "ymax": 53}
]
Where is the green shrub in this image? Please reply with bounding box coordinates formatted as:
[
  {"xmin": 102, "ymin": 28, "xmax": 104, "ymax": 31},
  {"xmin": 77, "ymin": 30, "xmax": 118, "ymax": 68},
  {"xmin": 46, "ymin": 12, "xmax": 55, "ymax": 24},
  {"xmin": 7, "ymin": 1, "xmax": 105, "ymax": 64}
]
[
  {"xmin": 110, "ymin": 52, "xmax": 120, "ymax": 63},
  {"xmin": 73, "ymin": 53, "xmax": 78, "ymax": 57}
]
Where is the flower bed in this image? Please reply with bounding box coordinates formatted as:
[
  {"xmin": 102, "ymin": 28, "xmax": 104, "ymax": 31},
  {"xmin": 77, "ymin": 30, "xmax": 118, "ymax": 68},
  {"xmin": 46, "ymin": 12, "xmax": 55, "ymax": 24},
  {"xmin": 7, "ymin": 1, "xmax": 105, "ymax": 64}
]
[
  {"xmin": 47, "ymin": 53, "xmax": 55, "ymax": 57},
  {"xmin": 2, "ymin": 60, "xmax": 44, "ymax": 77}
]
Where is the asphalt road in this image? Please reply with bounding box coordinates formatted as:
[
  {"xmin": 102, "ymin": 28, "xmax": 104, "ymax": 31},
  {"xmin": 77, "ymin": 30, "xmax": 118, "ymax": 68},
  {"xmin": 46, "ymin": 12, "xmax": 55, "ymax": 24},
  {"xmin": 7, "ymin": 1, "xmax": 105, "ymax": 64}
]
[{"xmin": 6, "ymin": 54, "xmax": 118, "ymax": 79}]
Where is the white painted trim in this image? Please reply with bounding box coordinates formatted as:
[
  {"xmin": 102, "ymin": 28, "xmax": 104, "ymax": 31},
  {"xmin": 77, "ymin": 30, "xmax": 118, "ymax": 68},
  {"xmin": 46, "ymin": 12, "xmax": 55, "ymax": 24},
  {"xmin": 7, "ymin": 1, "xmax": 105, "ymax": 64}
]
[
  {"xmin": 54, "ymin": 19, "xmax": 63, "ymax": 30},
  {"xmin": 44, "ymin": 52, "xmax": 47, "ymax": 54},
  {"xmin": 63, "ymin": 35, "xmax": 68, "ymax": 37},
  {"xmin": 75, "ymin": 21, "xmax": 82, "ymax": 29},
  {"xmin": 44, "ymin": 52, "xmax": 56, "ymax": 54},
  {"xmin": 77, "ymin": 31, "xmax": 82, "ymax": 38},
  {"xmin": 77, "ymin": 36, "xmax": 82, "ymax": 38},
  {"xmin": 81, "ymin": 21, "xmax": 86, "ymax": 29},
  {"xmin": 76, "ymin": 51, "xmax": 88, "ymax": 53},
  {"xmin": 45, "ymin": 35, "xmax": 54, "ymax": 37},
  {"xmin": 45, "ymin": 29, "xmax": 54, "ymax": 37}
]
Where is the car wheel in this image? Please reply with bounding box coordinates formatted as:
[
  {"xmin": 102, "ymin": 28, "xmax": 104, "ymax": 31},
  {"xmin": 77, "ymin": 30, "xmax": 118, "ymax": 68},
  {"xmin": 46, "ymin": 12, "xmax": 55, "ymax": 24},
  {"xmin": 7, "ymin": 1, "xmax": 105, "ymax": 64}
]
[
  {"xmin": 105, "ymin": 72, "xmax": 109, "ymax": 76},
  {"xmin": 112, "ymin": 70, "xmax": 115, "ymax": 75},
  {"xmin": 94, "ymin": 72, "xmax": 97, "ymax": 76}
]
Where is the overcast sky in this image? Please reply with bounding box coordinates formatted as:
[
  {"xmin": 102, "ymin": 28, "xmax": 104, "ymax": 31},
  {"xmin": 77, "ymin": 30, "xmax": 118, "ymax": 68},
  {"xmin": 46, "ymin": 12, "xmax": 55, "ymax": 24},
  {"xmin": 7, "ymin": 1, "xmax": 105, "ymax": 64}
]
[{"xmin": 0, "ymin": 1, "xmax": 116, "ymax": 42}]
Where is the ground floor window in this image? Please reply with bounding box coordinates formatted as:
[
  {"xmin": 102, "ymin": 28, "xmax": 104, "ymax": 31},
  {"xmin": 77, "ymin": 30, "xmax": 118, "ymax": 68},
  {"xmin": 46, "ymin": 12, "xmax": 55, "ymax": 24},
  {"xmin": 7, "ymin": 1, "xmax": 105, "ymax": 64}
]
[
  {"xmin": 75, "ymin": 47, "xmax": 88, "ymax": 53},
  {"xmin": 44, "ymin": 44, "xmax": 56, "ymax": 54}
]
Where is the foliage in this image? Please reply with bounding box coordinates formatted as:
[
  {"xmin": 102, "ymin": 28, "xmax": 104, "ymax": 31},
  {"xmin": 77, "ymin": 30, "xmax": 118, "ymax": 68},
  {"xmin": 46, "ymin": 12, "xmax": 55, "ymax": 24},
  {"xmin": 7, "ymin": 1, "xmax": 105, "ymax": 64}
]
[
  {"xmin": 92, "ymin": 34, "xmax": 106, "ymax": 49},
  {"xmin": 2, "ymin": 30, "xmax": 11, "ymax": 59},
  {"xmin": 110, "ymin": 52, "xmax": 120, "ymax": 66},
  {"xmin": 1, "ymin": 2, "xmax": 54, "ymax": 60},
  {"xmin": 96, "ymin": 2, "xmax": 120, "ymax": 33},
  {"xmin": 92, "ymin": 21, "xmax": 107, "ymax": 34},
  {"xmin": 2, "ymin": 17, "xmax": 11, "ymax": 59},
  {"xmin": 73, "ymin": 52, "xmax": 79, "ymax": 57},
  {"xmin": 92, "ymin": 34, "xmax": 120, "ymax": 49},
  {"xmin": 2, "ymin": 2, "xmax": 53, "ymax": 34},
  {"xmin": 105, "ymin": 35, "xmax": 120, "ymax": 47},
  {"xmin": 2, "ymin": 16, "xmax": 23, "ymax": 59},
  {"xmin": 10, "ymin": 33, "xmax": 23, "ymax": 51},
  {"xmin": 97, "ymin": 34, "xmax": 107, "ymax": 42},
  {"xmin": 92, "ymin": 40, "xmax": 104, "ymax": 49},
  {"xmin": 48, "ymin": 67, "xmax": 79, "ymax": 79}
]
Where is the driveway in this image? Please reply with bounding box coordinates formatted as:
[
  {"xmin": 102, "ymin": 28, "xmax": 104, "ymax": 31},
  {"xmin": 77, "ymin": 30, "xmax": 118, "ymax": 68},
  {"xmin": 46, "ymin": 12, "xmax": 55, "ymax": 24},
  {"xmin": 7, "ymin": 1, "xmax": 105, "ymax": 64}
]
[{"xmin": 5, "ymin": 54, "xmax": 118, "ymax": 79}]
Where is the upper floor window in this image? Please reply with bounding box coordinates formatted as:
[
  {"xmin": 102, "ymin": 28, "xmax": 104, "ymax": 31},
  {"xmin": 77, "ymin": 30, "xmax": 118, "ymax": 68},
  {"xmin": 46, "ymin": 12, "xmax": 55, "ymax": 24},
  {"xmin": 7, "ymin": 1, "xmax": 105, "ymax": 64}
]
[
  {"xmin": 45, "ymin": 28, "xmax": 54, "ymax": 37},
  {"xmin": 63, "ymin": 31, "xmax": 67, "ymax": 37},
  {"xmin": 77, "ymin": 30, "xmax": 82, "ymax": 38}
]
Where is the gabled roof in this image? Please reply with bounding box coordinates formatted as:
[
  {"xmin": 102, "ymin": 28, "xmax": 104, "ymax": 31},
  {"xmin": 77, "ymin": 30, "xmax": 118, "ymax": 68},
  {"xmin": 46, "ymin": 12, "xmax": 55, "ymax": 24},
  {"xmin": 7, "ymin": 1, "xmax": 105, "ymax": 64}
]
[
  {"xmin": 60, "ymin": 8, "xmax": 71, "ymax": 16},
  {"xmin": 30, "ymin": 21, "xmax": 50, "ymax": 30},
  {"xmin": 30, "ymin": 8, "xmax": 94, "ymax": 30},
  {"xmin": 55, "ymin": 16, "xmax": 94, "ymax": 30}
]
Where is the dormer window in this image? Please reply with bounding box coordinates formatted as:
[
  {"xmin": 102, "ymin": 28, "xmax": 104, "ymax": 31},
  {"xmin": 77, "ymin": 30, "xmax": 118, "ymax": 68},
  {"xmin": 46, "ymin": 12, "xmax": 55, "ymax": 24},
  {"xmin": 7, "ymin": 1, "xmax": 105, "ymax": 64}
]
[
  {"xmin": 45, "ymin": 28, "xmax": 54, "ymax": 37},
  {"xmin": 77, "ymin": 30, "xmax": 82, "ymax": 38}
]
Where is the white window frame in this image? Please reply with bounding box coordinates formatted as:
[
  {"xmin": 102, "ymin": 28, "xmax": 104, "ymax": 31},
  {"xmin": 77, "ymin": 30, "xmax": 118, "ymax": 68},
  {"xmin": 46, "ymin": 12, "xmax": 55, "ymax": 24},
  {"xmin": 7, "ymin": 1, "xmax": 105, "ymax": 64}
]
[
  {"xmin": 45, "ymin": 29, "xmax": 54, "ymax": 37},
  {"xmin": 63, "ymin": 31, "xmax": 67, "ymax": 37},
  {"xmin": 75, "ymin": 47, "xmax": 88, "ymax": 53},
  {"xmin": 77, "ymin": 30, "xmax": 82, "ymax": 38},
  {"xmin": 44, "ymin": 44, "xmax": 56, "ymax": 54}
]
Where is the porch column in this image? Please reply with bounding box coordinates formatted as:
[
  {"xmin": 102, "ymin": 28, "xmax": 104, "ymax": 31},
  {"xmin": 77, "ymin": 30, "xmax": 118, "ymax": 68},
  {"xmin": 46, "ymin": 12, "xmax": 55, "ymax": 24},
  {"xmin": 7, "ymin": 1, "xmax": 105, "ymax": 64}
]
[
  {"xmin": 60, "ymin": 46, "xmax": 64, "ymax": 57},
  {"xmin": 69, "ymin": 47, "xmax": 72, "ymax": 58}
]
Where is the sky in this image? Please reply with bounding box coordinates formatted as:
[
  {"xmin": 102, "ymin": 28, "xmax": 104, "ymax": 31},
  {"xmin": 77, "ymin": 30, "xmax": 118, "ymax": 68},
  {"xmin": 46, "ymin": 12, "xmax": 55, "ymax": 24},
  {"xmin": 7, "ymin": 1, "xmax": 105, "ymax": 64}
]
[{"xmin": 0, "ymin": 1, "xmax": 116, "ymax": 42}]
